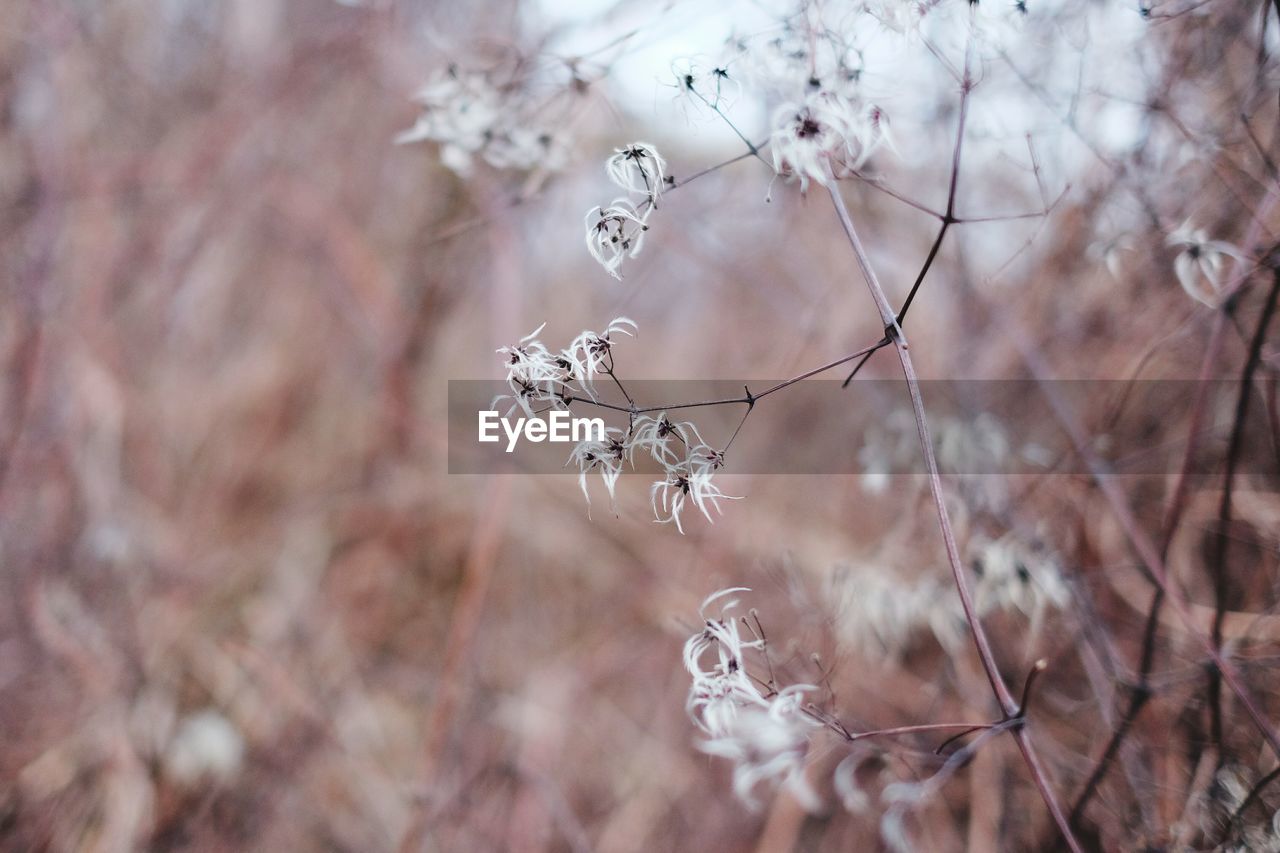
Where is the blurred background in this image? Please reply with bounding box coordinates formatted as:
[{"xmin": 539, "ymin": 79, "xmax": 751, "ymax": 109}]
[{"xmin": 3, "ymin": 0, "xmax": 1280, "ymax": 850}]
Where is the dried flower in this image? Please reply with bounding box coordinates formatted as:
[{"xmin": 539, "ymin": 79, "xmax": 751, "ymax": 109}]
[
  {"xmin": 498, "ymin": 323, "xmax": 558, "ymax": 385},
  {"xmin": 971, "ymin": 534, "xmax": 1070, "ymax": 624},
  {"xmin": 493, "ymin": 323, "xmax": 566, "ymax": 416},
  {"xmin": 585, "ymin": 200, "xmax": 650, "ymax": 279},
  {"xmin": 651, "ymin": 460, "xmax": 738, "ymax": 534},
  {"xmin": 829, "ymin": 561, "xmax": 967, "ymax": 659},
  {"xmin": 628, "ymin": 413, "xmax": 704, "ymax": 467},
  {"xmin": 1167, "ymin": 220, "xmax": 1246, "ymax": 307},
  {"xmin": 563, "ymin": 317, "xmax": 637, "ymax": 391},
  {"xmin": 606, "ymin": 142, "xmax": 667, "ymax": 201},
  {"xmin": 770, "ymin": 92, "xmax": 878, "ymax": 191},
  {"xmin": 397, "ymin": 67, "xmax": 568, "ymax": 175},
  {"xmin": 700, "ymin": 687, "xmax": 822, "ymax": 810},
  {"xmin": 567, "ymin": 427, "xmax": 628, "ymax": 511},
  {"xmin": 683, "ymin": 589, "xmax": 822, "ymax": 810},
  {"xmin": 829, "ymin": 534, "xmax": 1067, "ymax": 662},
  {"xmin": 684, "ymin": 587, "xmax": 766, "ymax": 734}
]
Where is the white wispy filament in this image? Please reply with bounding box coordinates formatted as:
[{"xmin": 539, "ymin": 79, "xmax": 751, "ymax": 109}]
[{"xmin": 683, "ymin": 589, "xmax": 821, "ymax": 810}]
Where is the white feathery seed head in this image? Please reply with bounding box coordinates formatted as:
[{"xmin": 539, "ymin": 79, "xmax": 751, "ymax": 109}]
[
  {"xmin": 683, "ymin": 589, "xmax": 822, "ymax": 811},
  {"xmin": 606, "ymin": 142, "xmax": 668, "ymax": 201}
]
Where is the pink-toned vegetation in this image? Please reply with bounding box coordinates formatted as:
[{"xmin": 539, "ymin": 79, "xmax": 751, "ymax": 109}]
[{"xmin": 4, "ymin": 1, "xmax": 1280, "ymax": 850}]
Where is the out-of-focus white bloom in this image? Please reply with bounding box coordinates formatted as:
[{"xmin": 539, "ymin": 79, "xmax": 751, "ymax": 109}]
[
  {"xmin": 566, "ymin": 427, "xmax": 628, "ymax": 511},
  {"xmin": 858, "ymin": 409, "xmax": 1011, "ymax": 512},
  {"xmin": 967, "ymin": 0, "xmax": 1033, "ymax": 50},
  {"xmin": 396, "ymin": 70, "xmax": 500, "ymax": 172},
  {"xmin": 1167, "ymin": 220, "xmax": 1246, "ymax": 307},
  {"xmin": 485, "ymin": 126, "xmax": 568, "ymax": 172},
  {"xmin": 396, "ymin": 67, "xmax": 568, "ymax": 175},
  {"xmin": 830, "ymin": 534, "xmax": 1068, "ymax": 662},
  {"xmin": 880, "ymin": 780, "xmax": 926, "ymax": 853},
  {"xmin": 857, "ymin": 409, "xmax": 918, "ymax": 495},
  {"xmin": 584, "ymin": 200, "xmax": 650, "ymax": 279},
  {"xmin": 770, "ymin": 94, "xmax": 851, "ymax": 191},
  {"xmin": 834, "ymin": 751, "xmax": 875, "ymax": 814},
  {"xmin": 1234, "ymin": 806, "xmax": 1280, "ymax": 853},
  {"xmin": 770, "ymin": 92, "xmax": 882, "ymax": 191},
  {"xmin": 865, "ymin": 104, "xmax": 898, "ymax": 158},
  {"xmin": 606, "ymin": 142, "xmax": 667, "ymax": 201},
  {"xmin": 936, "ymin": 411, "xmax": 1011, "ymax": 512},
  {"xmin": 683, "ymin": 589, "xmax": 822, "ymax": 811},
  {"xmin": 1197, "ymin": 764, "xmax": 1249, "ymax": 840},
  {"xmin": 970, "ymin": 534, "xmax": 1071, "ymax": 622},
  {"xmin": 935, "ymin": 411, "xmax": 1010, "ymax": 473},
  {"xmin": 163, "ymin": 709, "xmax": 244, "ymax": 786},
  {"xmin": 1089, "ymin": 233, "xmax": 1135, "ymax": 280},
  {"xmin": 829, "ymin": 561, "xmax": 967, "ymax": 659},
  {"xmin": 701, "ymin": 687, "xmax": 822, "ymax": 810},
  {"xmin": 651, "ymin": 458, "xmax": 738, "ymax": 534},
  {"xmin": 1215, "ymin": 764, "xmax": 1251, "ymax": 812}
]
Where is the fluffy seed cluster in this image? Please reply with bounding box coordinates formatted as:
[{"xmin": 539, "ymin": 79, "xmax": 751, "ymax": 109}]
[
  {"xmin": 493, "ymin": 317, "xmax": 639, "ymax": 417},
  {"xmin": 396, "ymin": 66, "xmax": 569, "ymax": 175},
  {"xmin": 858, "ymin": 409, "xmax": 1015, "ymax": 512},
  {"xmin": 683, "ymin": 589, "xmax": 822, "ymax": 810},
  {"xmin": 770, "ymin": 91, "xmax": 889, "ymax": 191},
  {"xmin": 585, "ymin": 143, "xmax": 667, "ymax": 279},
  {"xmin": 829, "ymin": 533, "xmax": 1071, "ymax": 661},
  {"xmin": 726, "ymin": 9, "xmax": 894, "ymax": 191},
  {"xmin": 495, "ymin": 320, "xmax": 737, "ymax": 532}
]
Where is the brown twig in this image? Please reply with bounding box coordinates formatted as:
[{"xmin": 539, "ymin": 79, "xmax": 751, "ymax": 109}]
[{"xmin": 997, "ymin": 303, "xmax": 1280, "ymax": 761}]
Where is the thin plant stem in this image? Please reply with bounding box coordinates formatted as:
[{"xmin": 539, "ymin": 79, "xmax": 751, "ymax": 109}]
[
  {"xmin": 825, "ymin": 182, "xmax": 1084, "ymax": 853},
  {"xmin": 840, "ymin": 74, "xmax": 972, "ymax": 385},
  {"xmin": 997, "ymin": 299, "xmax": 1280, "ymax": 761},
  {"xmin": 433, "ymin": 137, "xmax": 767, "ymax": 248},
  {"xmin": 553, "ymin": 337, "xmax": 889, "ymax": 416},
  {"xmin": 841, "ymin": 720, "xmax": 998, "ymax": 743},
  {"xmin": 1065, "ymin": 195, "xmax": 1280, "ymax": 825}
]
